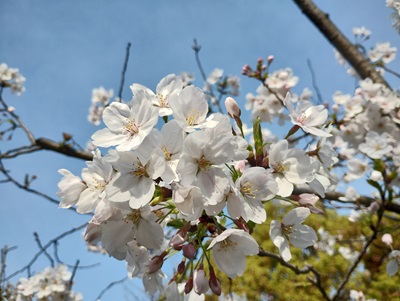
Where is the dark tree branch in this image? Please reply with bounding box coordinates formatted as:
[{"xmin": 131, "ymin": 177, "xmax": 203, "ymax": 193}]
[
  {"xmin": 35, "ymin": 138, "xmax": 93, "ymax": 161},
  {"xmin": 117, "ymin": 42, "xmax": 132, "ymax": 101},
  {"xmin": 293, "ymin": 187, "xmax": 400, "ymax": 215},
  {"xmin": 293, "ymin": 0, "xmax": 390, "ymax": 88},
  {"xmin": 258, "ymin": 249, "xmax": 331, "ymax": 301}
]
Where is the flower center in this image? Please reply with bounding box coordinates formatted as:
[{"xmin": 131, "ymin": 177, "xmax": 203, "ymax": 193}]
[
  {"xmin": 161, "ymin": 146, "xmax": 171, "ymax": 161},
  {"xmin": 218, "ymin": 238, "xmax": 237, "ymax": 251},
  {"xmin": 125, "ymin": 209, "xmax": 141, "ymax": 225},
  {"xmin": 157, "ymin": 93, "xmax": 168, "ymax": 108},
  {"xmin": 129, "ymin": 160, "xmax": 149, "ymax": 178},
  {"xmin": 272, "ymin": 161, "xmax": 288, "ymax": 174},
  {"xmin": 123, "ymin": 119, "xmax": 139, "ymax": 136},
  {"xmin": 240, "ymin": 182, "xmax": 257, "ymax": 199},
  {"xmin": 197, "ymin": 155, "xmax": 212, "ymax": 171},
  {"xmin": 186, "ymin": 110, "xmax": 201, "ymax": 126}
]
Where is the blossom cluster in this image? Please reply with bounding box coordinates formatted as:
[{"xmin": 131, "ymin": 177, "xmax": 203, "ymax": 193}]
[
  {"xmin": 5, "ymin": 265, "xmax": 82, "ymax": 301},
  {"xmin": 0, "ymin": 63, "xmax": 26, "ymax": 95},
  {"xmin": 87, "ymin": 87, "xmax": 114, "ymax": 126},
  {"xmin": 56, "ymin": 72, "xmax": 340, "ymax": 298}
]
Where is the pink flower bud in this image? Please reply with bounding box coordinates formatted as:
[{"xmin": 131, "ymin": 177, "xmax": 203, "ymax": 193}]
[
  {"xmin": 7, "ymin": 106, "xmax": 15, "ymax": 113},
  {"xmin": 382, "ymin": 233, "xmax": 393, "ymax": 246},
  {"xmin": 225, "ymin": 97, "xmax": 241, "ymax": 118},
  {"xmin": 235, "ymin": 160, "xmax": 246, "ymax": 173},
  {"xmin": 169, "ymin": 232, "xmax": 187, "ymax": 249},
  {"xmin": 148, "ymin": 252, "xmax": 166, "ymax": 274},
  {"xmin": 267, "ymin": 55, "xmax": 274, "ymax": 64},
  {"xmin": 208, "ymin": 267, "xmax": 222, "ymax": 296},
  {"xmin": 182, "ymin": 243, "xmax": 196, "ymax": 259},
  {"xmin": 177, "ymin": 260, "xmax": 186, "ymax": 274},
  {"xmin": 184, "ymin": 276, "xmax": 193, "ymax": 294},
  {"xmin": 193, "ymin": 268, "xmax": 209, "ymax": 295}
]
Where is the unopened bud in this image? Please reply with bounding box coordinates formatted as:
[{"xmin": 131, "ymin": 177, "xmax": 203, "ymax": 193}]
[
  {"xmin": 7, "ymin": 106, "xmax": 15, "ymax": 113},
  {"xmin": 235, "ymin": 160, "xmax": 246, "ymax": 173},
  {"xmin": 148, "ymin": 252, "xmax": 166, "ymax": 274},
  {"xmin": 193, "ymin": 266, "xmax": 209, "ymax": 295},
  {"xmin": 63, "ymin": 132, "xmax": 72, "ymax": 141},
  {"xmin": 208, "ymin": 267, "xmax": 222, "ymax": 296},
  {"xmin": 382, "ymin": 233, "xmax": 393, "ymax": 246},
  {"xmin": 182, "ymin": 243, "xmax": 196, "ymax": 259},
  {"xmin": 177, "ymin": 260, "xmax": 186, "ymax": 274},
  {"xmin": 267, "ymin": 55, "xmax": 274, "ymax": 64},
  {"xmin": 225, "ymin": 97, "xmax": 241, "ymax": 118},
  {"xmin": 169, "ymin": 233, "xmax": 187, "ymax": 249},
  {"xmin": 184, "ymin": 276, "xmax": 193, "ymax": 294}
]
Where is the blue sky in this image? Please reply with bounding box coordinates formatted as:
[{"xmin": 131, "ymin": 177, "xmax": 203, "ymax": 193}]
[{"xmin": 1, "ymin": 1, "xmax": 400, "ymax": 300}]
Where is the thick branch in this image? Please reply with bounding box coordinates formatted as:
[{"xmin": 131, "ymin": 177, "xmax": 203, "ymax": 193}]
[
  {"xmin": 293, "ymin": 0, "xmax": 390, "ymax": 88},
  {"xmin": 35, "ymin": 138, "xmax": 93, "ymax": 161}
]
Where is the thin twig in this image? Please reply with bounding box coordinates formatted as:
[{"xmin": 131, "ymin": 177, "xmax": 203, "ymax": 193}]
[
  {"xmin": 258, "ymin": 249, "xmax": 330, "ymax": 301},
  {"xmin": 117, "ymin": 42, "xmax": 132, "ymax": 101},
  {"xmin": 381, "ymin": 65, "xmax": 400, "ymax": 79},
  {"xmin": 1, "ymin": 245, "xmax": 17, "ymax": 287},
  {"xmin": 33, "ymin": 232, "xmax": 54, "ymax": 268},
  {"xmin": 95, "ymin": 276, "xmax": 128, "ymax": 301},
  {"xmin": 0, "ymin": 95, "xmax": 36, "ymax": 144},
  {"xmin": 5, "ymin": 223, "xmax": 87, "ymax": 282},
  {"xmin": 0, "ymin": 158, "xmax": 91, "ymax": 215},
  {"xmin": 68, "ymin": 260, "xmax": 80, "ymax": 291},
  {"xmin": 53, "ymin": 241, "xmax": 100, "ymax": 270},
  {"xmin": 307, "ymin": 59, "xmax": 323, "ymax": 104},
  {"xmin": 331, "ymin": 202, "xmax": 386, "ymax": 300},
  {"xmin": 0, "ymin": 145, "xmax": 42, "ymax": 159},
  {"xmin": 192, "ymin": 39, "xmax": 223, "ymax": 113}
]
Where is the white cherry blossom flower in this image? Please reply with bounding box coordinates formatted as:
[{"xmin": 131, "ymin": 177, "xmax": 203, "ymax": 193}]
[
  {"xmin": 106, "ymin": 148, "xmax": 165, "ymax": 209},
  {"xmin": 208, "ymin": 229, "xmax": 259, "ymax": 278},
  {"xmin": 138, "ymin": 120, "xmax": 185, "ymax": 184},
  {"xmin": 177, "ymin": 129, "xmax": 239, "ymax": 205},
  {"xmin": 369, "ymin": 42, "xmax": 397, "ymax": 64},
  {"xmin": 95, "ymin": 204, "xmax": 164, "ymax": 259},
  {"xmin": 169, "ymin": 85, "xmax": 218, "ymax": 132},
  {"xmin": 130, "ymin": 74, "xmax": 183, "ymax": 116},
  {"xmin": 284, "ymin": 93, "xmax": 332, "ymax": 137},
  {"xmin": 382, "ymin": 233, "xmax": 393, "ymax": 246},
  {"xmin": 58, "ymin": 150, "xmax": 115, "ymax": 214},
  {"xmin": 230, "ymin": 167, "xmax": 278, "ymax": 223},
  {"xmin": 91, "ymin": 90, "xmax": 158, "ymax": 151},
  {"xmin": 358, "ymin": 131, "xmax": 393, "ymax": 159},
  {"xmin": 387, "ymin": 250, "xmax": 400, "ymax": 276},
  {"xmin": 270, "ymin": 207, "xmax": 317, "ymax": 261},
  {"xmin": 57, "ymin": 169, "xmax": 86, "ymax": 209},
  {"xmin": 207, "ymin": 68, "xmax": 224, "ymax": 85},
  {"xmin": 269, "ymin": 139, "xmax": 315, "ymax": 197}
]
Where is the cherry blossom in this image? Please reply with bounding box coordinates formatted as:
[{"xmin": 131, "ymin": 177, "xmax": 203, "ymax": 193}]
[
  {"xmin": 130, "ymin": 74, "xmax": 183, "ymax": 116},
  {"xmin": 208, "ymin": 229, "xmax": 259, "ymax": 278},
  {"xmin": 91, "ymin": 90, "xmax": 158, "ymax": 151},
  {"xmin": 270, "ymin": 207, "xmax": 317, "ymax": 261},
  {"xmin": 284, "ymin": 93, "xmax": 332, "ymax": 137}
]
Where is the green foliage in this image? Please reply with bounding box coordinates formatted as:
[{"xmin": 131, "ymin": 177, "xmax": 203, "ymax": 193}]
[{"xmin": 210, "ymin": 203, "xmax": 400, "ymax": 301}]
